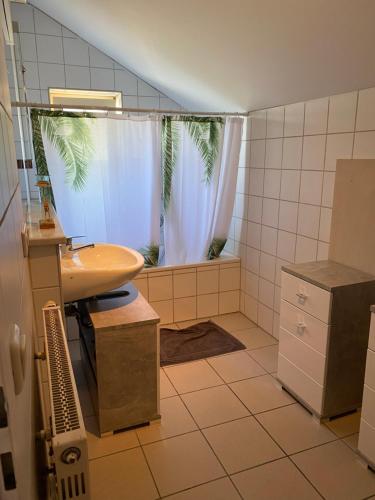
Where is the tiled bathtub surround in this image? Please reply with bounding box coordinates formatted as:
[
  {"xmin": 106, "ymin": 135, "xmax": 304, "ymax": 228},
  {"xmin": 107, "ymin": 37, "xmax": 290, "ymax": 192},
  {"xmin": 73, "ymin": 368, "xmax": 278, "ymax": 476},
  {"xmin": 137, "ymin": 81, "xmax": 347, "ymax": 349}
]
[
  {"xmin": 229, "ymin": 86, "xmax": 375, "ymax": 338},
  {"xmin": 132, "ymin": 257, "xmax": 241, "ymax": 324}
]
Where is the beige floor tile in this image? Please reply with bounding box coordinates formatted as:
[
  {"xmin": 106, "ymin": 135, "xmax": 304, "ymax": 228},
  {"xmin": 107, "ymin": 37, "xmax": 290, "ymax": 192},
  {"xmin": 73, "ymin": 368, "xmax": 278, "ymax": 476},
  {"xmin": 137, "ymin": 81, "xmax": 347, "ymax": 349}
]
[
  {"xmin": 143, "ymin": 431, "xmax": 225, "ymax": 497},
  {"xmin": 160, "ymin": 369, "xmax": 177, "ymax": 399},
  {"xmin": 166, "ymin": 477, "xmax": 241, "ymax": 500},
  {"xmin": 176, "ymin": 318, "xmax": 209, "ymax": 329},
  {"xmin": 212, "ymin": 312, "xmax": 257, "ymax": 332},
  {"xmin": 230, "ymin": 374, "xmax": 294, "ymax": 414},
  {"xmin": 231, "ymin": 457, "xmax": 321, "ymax": 499},
  {"xmin": 342, "ymin": 432, "xmax": 359, "ymax": 451},
  {"xmin": 90, "ymin": 447, "xmax": 158, "ymax": 500},
  {"xmin": 203, "ymin": 416, "xmax": 284, "ymax": 474},
  {"xmin": 291, "ymin": 440, "xmax": 375, "ymax": 500},
  {"xmin": 136, "ymin": 396, "xmax": 197, "ymax": 444},
  {"xmin": 247, "ymin": 344, "xmax": 279, "ymax": 373},
  {"xmin": 164, "ymin": 360, "xmax": 224, "ymax": 394},
  {"xmin": 85, "ymin": 415, "xmax": 139, "ymax": 459},
  {"xmin": 207, "ymin": 351, "xmax": 266, "ymax": 383},
  {"xmin": 257, "ymin": 403, "xmax": 337, "ymax": 454},
  {"xmin": 325, "ymin": 410, "xmax": 361, "ymax": 437},
  {"xmin": 231, "ymin": 327, "xmax": 278, "ymax": 350},
  {"xmin": 181, "ymin": 385, "xmax": 249, "ymax": 428},
  {"xmin": 161, "ymin": 323, "xmax": 180, "ymax": 330}
]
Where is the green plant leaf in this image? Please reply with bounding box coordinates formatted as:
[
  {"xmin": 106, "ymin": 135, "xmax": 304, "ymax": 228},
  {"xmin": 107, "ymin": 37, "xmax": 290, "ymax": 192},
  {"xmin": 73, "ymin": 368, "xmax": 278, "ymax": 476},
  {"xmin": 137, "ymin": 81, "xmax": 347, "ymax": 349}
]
[
  {"xmin": 162, "ymin": 117, "xmax": 180, "ymax": 210},
  {"xmin": 139, "ymin": 243, "xmax": 160, "ymax": 267},
  {"xmin": 207, "ymin": 237, "xmax": 227, "ymax": 260},
  {"xmin": 31, "ymin": 109, "xmax": 94, "ymax": 191}
]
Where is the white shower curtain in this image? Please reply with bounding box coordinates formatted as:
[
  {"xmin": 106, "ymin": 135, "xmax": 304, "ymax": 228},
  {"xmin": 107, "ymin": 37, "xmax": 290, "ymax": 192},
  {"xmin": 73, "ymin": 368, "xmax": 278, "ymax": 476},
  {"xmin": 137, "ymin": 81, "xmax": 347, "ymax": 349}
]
[
  {"xmin": 163, "ymin": 117, "xmax": 243, "ymax": 265},
  {"xmin": 42, "ymin": 114, "xmax": 162, "ymax": 250}
]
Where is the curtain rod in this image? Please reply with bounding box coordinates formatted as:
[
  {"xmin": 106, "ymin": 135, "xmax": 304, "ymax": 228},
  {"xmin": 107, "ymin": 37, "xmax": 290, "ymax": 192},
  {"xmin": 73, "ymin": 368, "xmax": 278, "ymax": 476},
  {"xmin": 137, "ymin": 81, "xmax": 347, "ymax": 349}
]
[{"xmin": 11, "ymin": 101, "xmax": 248, "ymax": 117}]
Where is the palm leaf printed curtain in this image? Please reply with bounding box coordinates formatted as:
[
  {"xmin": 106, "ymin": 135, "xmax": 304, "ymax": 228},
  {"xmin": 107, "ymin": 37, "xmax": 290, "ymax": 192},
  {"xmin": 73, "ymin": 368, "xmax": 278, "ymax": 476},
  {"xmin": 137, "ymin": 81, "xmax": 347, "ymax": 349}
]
[
  {"xmin": 32, "ymin": 110, "xmax": 162, "ymax": 252},
  {"xmin": 161, "ymin": 116, "xmax": 243, "ymax": 265},
  {"xmin": 31, "ymin": 109, "xmax": 242, "ymax": 266}
]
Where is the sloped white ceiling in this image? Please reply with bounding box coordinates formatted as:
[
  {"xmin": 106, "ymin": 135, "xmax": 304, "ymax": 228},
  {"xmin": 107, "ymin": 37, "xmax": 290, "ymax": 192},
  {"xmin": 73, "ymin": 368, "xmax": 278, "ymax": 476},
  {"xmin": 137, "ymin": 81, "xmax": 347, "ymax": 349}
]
[{"xmin": 32, "ymin": 0, "xmax": 375, "ymax": 112}]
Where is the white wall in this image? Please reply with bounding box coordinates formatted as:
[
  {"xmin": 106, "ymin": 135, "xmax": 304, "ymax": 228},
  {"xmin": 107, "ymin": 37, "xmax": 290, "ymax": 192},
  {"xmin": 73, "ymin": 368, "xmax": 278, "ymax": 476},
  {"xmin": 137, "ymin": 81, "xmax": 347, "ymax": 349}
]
[
  {"xmin": 6, "ymin": 2, "xmax": 182, "ymax": 199},
  {"xmin": 0, "ymin": 31, "xmax": 36, "ymax": 499},
  {"xmin": 227, "ymin": 87, "xmax": 375, "ymax": 338}
]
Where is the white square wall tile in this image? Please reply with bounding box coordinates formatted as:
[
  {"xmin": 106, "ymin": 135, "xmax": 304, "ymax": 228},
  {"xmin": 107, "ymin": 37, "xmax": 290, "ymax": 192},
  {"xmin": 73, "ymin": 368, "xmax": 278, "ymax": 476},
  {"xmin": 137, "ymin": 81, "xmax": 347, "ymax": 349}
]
[
  {"xmin": 356, "ymin": 87, "xmax": 375, "ymax": 131},
  {"xmin": 319, "ymin": 207, "xmax": 332, "ymax": 243},
  {"xmin": 246, "ymin": 247, "xmax": 260, "ymax": 274},
  {"xmin": 90, "ymin": 68, "xmax": 114, "ymax": 90},
  {"xmin": 234, "ymin": 217, "xmax": 247, "ymax": 243},
  {"xmin": 250, "ymin": 110, "xmax": 267, "ymax": 139},
  {"xmin": 173, "ymin": 272, "xmax": 196, "ymax": 298},
  {"xmin": 174, "ymin": 297, "xmax": 196, "ymax": 322},
  {"xmin": 258, "ymin": 303, "xmax": 274, "ymax": 334},
  {"xmin": 304, "ymin": 97, "xmax": 328, "ymax": 135},
  {"xmin": 197, "ymin": 269, "xmax": 219, "ymax": 295},
  {"xmin": 353, "ymin": 131, "xmax": 375, "ymax": 158},
  {"xmin": 317, "ymin": 241, "xmax": 329, "ymax": 260},
  {"xmin": 138, "ymin": 96, "xmax": 160, "ymax": 109},
  {"xmin": 138, "ymin": 80, "xmax": 159, "ymax": 97},
  {"xmin": 38, "ymin": 62, "xmax": 65, "ymax": 89},
  {"xmin": 299, "ymin": 170, "xmax": 323, "ymax": 205},
  {"xmin": 244, "ymin": 293, "xmax": 258, "ymax": 323},
  {"xmin": 150, "ymin": 300, "xmax": 173, "ymax": 324},
  {"xmin": 149, "ymin": 275, "xmax": 173, "ymax": 301},
  {"xmin": 263, "ymin": 170, "xmax": 281, "ymax": 199},
  {"xmin": 249, "ymin": 169, "xmax": 264, "ymax": 196},
  {"xmin": 34, "ymin": 10, "xmax": 61, "ymax": 35},
  {"xmin": 11, "ymin": 3, "xmax": 35, "ymax": 33},
  {"xmin": 197, "ymin": 293, "xmax": 218, "ymax": 317},
  {"xmin": 322, "ymin": 171, "xmax": 336, "ymax": 207},
  {"xmin": 89, "ymin": 46, "xmax": 114, "ymax": 68},
  {"xmin": 219, "ymin": 267, "xmax": 240, "ymax": 292},
  {"xmin": 238, "ymin": 141, "xmax": 250, "ymax": 168},
  {"xmin": 36, "ymin": 35, "xmax": 64, "ymax": 64},
  {"xmin": 262, "ymin": 198, "xmax": 279, "ymax": 228},
  {"xmin": 250, "ymin": 140, "xmax": 265, "ymax": 168},
  {"xmin": 245, "ymin": 270, "xmax": 259, "ymax": 298},
  {"xmin": 325, "ymin": 133, "xmax": 353, "ymax": 171},
  {"xmin": 259, "ymin": 278, "xmax": 274, "ymax": 309},
  {"xmin": 297, "ymin": 204, "xmax": 320, "ymax": 239},
  {"xmin": 265, "ymin": 139, "xmax": 282, "ymax": 169},
  {"xmin": 247, "ymin": 195, "xmax": 263, "ymax": 223},
  {"xmin": 234, "ymin": 193, "xmax": 248, "ymax": 218},
  {"xmin": 114, "ymin": 69, "xmax": 138, "ymax": 95},
  {"xmin": 295, "ymin": 236, "xmax": 318, "ymax": 264},
  {"xmin": 278, "ymin": 201, "xmax": 298, "ymax": 233},
  {"xmin": 280, "ymin": 170, "xmax": 301, "ymax": 202},
  {"xmin": 19, "ymin": 33, "xmax": 37, "ymax": 62},
  {"xmin": 133, "ymin": 277, "xmax": 148, "ymax": 299},
  {"xmin": 246, "ymin": 221, "xmax": 261, "ymax": 249},
  {"xmin": 302, "ymin": 135, "xmax": 326, "ymax": 171},
  {"xmin": 266, "ymin": 106, "xmax": 284, "ymax": 138},
  {"xmin": 260, "ymin": 226, "xmax": 278, "ymax": 255},
  {"xmin": 282, "ymin": 137, "xmax": 302, "ymax": 170},
  {"xmin": 219, "ymin": 290, "xmax": 240, "ymax": 314},
  {"xmin": 284, "ymin": 102, "xmax": 304, "ymax": 137},
  {"xmin": 259, "ymin": 252, "xmax": 276, "ymax": 283},
  {"xmin": 65, "ymin": 66, "xmax": 90, "ymax": 89},
  {"xmin": 277, "ymin": 231, "xmax": 296, "ymax": 262},
  {"xmin": 63, "ymin": 38, "xmax": 89, "ymax": 66},
  {"xmin": 328, "ymin": 91, "xmax": 357, "ymax": 133}
]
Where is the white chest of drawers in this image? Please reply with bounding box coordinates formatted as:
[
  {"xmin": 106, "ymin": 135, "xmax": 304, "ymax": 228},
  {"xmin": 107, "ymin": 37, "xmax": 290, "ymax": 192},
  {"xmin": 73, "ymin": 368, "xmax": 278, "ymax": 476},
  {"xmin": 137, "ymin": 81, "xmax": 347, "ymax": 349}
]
[
  {"xmin": 358, "ymin": 309, "xmax": 375, "ymax": 469},
  {"xmin": 277, "ymin": 261, "xmax": 375, "ymax": 419}
]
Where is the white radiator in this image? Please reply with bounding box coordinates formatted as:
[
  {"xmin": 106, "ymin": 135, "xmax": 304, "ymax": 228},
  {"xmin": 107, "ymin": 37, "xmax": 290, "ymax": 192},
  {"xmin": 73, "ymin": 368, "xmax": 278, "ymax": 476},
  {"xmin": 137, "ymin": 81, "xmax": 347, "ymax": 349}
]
[{"xmin": 42, "ymin": 302, "xmax": 90, "ymax": 500}]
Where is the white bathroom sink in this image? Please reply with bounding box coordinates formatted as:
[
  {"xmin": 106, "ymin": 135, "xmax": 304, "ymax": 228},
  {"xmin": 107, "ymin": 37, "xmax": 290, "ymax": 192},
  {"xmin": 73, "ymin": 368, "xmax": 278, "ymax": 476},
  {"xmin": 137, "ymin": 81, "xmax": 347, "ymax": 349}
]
[{"xmin": 61, "ymin": 243, "xmax": 144, "ymax": 302}]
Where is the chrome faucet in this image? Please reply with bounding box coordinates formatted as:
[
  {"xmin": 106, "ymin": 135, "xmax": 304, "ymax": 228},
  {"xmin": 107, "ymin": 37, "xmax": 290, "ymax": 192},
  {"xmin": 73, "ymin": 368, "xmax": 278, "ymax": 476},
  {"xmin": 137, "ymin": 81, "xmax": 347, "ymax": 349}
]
[{"xmin": 66, "ymin": 236, "xmax": 95, "ymax": 252}]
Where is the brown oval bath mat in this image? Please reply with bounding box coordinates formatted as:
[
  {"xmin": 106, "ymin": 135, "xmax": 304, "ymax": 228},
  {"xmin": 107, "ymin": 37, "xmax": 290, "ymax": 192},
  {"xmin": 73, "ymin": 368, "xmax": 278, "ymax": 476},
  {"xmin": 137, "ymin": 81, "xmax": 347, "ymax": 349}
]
[{"xmin": 160, "ymin": 320, "xmax": 246, "ymax": 366}]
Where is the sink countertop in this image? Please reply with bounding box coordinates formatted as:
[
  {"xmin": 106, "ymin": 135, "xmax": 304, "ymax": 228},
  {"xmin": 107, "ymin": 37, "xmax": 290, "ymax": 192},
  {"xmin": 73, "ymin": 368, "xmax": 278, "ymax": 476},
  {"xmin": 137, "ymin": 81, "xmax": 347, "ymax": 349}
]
[
  {"xmin": 88, "ymin": 283, "xmax": 159, "ymax": 332},
  {"xmin": 25, "ymin": 200, "xmax": 66, "ymax": 247},
  {"xmin": 282, "ymin": 260, "xmax": 375, "ymax": 292}
]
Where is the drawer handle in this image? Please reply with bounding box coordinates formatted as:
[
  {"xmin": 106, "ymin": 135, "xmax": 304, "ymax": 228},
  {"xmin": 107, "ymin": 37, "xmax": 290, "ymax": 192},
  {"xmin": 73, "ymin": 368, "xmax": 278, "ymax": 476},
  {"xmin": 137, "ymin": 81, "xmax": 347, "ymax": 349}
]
[
  {"xmin": 296, "ymin": 292, "xmax": 308, "ymax": 304},
  {"xmin": 296, "ymin": 321, "xmax": 306, "ymax": 334}
]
